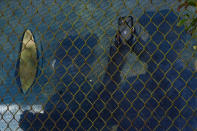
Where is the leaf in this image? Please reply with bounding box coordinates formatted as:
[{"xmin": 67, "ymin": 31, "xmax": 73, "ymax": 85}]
[
  {"xmin": 178, "ymin": 3, "xmax": 187, "ymax": 11},
  {"xmin": 184, "ymin": 13, "xmax": 190, "ymax": 17},
  {"xmin": 187, "ymin": 0, "xmax": 196, "ymax": 7},
  {"xmin": 177, "ymin": 19, "xmax": 187, "ymax": 26}
]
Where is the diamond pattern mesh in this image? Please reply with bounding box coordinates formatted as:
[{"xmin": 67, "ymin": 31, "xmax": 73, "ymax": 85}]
[{"xmin": 0, "ymin": 0, "xmax": 196, "ymax": 131}]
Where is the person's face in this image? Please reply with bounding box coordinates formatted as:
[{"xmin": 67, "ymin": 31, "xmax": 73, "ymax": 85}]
[{"xmin": 118, "ymin": 17, "xmax": 134, "ymax": 44}]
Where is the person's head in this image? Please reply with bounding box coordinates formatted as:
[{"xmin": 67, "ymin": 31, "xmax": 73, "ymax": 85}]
[{"xmin": 118, "ymin": 16, "xmax": 135, "ymax": 45}]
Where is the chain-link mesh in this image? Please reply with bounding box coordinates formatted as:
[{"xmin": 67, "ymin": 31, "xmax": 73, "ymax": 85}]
[{"xmin": 0, "ymin": 0, "xmax": 196, "ymax": 130}]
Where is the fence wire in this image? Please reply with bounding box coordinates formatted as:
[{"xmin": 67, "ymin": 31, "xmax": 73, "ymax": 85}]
[{"xmin": 0, "ymin": 0, "xmax": 196, "ymax": 131}]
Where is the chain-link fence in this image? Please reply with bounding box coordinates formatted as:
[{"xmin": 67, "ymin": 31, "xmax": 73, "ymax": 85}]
[{"xmin": 0, "ymin": 0, "xmax": 196, "ymax": 130}]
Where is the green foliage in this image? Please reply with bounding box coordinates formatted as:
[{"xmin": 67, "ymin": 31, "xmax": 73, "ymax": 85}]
[{"xmin": 177, "ymin": 0, "xmax": 197, "ymax": 39}]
